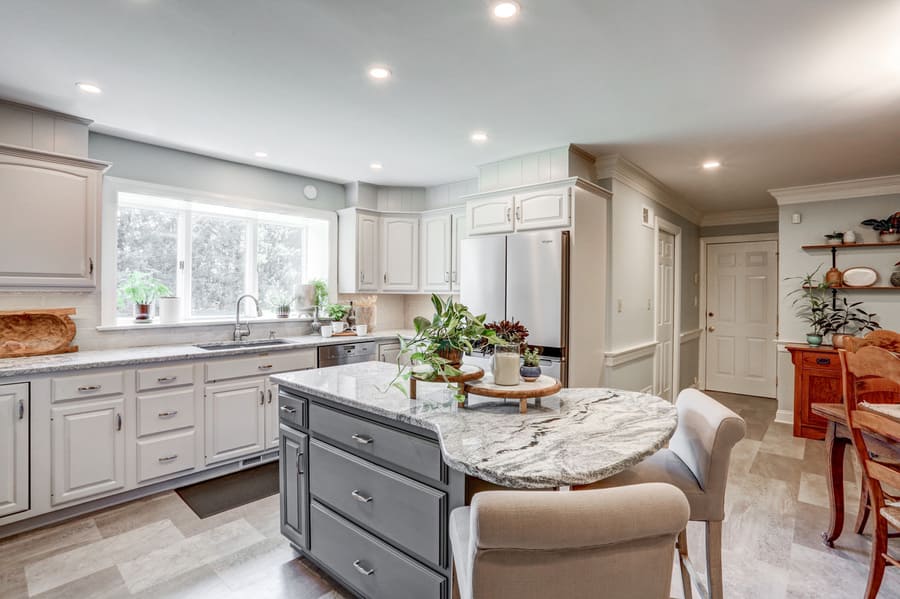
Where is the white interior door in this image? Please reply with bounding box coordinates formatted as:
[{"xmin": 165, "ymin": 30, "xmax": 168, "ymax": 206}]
[
  {"xmin": 655, "ymin": 230, "xmax": 676, "ymax": 401},
  {"xmin": 705, "ymin": 241, "xmax": 778, "ymax": 398}
]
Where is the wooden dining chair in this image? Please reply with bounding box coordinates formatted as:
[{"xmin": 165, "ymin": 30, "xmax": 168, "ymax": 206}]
[
  {"xmin": 839, "ymin": 346, "xmax": 900, "ymax": 599},
  {"xmin": 844, "ymin": 330, "xmax": 900, "ymax": 353}
]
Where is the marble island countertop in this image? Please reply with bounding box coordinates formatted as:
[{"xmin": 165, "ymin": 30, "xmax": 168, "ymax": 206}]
[
  {"xmin": 0, "ymin": 330, "xmax": 415, "ymax": 378},
  {"xmin": 272, "ymin": 361, "xmax": 678, "ymax": 488}
]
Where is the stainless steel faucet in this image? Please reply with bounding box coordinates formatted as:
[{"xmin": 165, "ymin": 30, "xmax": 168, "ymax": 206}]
[{"xmin": 234, "ymin": 294, "xmax": 262, "ymax": 341}]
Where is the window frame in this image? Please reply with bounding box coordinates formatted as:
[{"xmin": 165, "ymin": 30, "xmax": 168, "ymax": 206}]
[{"xmin": 101, "ymin": 177, "xmax": 338, "ymax": 328}]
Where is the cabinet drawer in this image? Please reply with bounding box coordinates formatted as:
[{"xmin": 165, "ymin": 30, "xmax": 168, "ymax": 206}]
[
  {"xmin": 800, "ymin": 352, "xmax": 840, "ymax": 371},
  {"xmin": 278, "ymin": 391, "xmax": 306, "ymax": 429},
  {"xmin": 137, "ymin": 363, "xmax": 194, "ymax": 391},
  {"xmin": 136, "ymin": 430, "xmax": 196, "ymax": 483},
  {"xmin": 310, "ymin": 440, "xmax": 446, "ymax": 567},
  {"xmin": 137, "ymin": 388, "xmax": 195, "ymax": 437},
  {"xmin": 52, "ymin": 371, "xmax": 125, "ymax": 402},
  {"xmin": 309, "ymin": 403, "xmax": 443, "ymax": 483},
  {"xmin": 310, "ymin": 501, "xmax": 445, "ymax": 599},
  {"xmin": 205, "ymin": 349, "xmax": 316, "ymax": 382}
]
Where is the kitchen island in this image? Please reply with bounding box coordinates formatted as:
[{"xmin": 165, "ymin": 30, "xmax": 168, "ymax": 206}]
[{"xmin": 272, "ymin": 361, "xmax": 677, "ymax": 599}]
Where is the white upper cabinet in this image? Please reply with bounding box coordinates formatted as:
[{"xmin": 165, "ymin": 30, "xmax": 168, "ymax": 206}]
[
  {"xmin": 0, "ymin": 383, "xmax": 29, "ymax": 518},
  {"xmin": 515, "ymin": 186, "xmax": 571, "ymax": 230},
  {"xmin": 421, "ymin": 213, "xmax": 451, "ymax": 291},
  {"xmin": 381, "ymin": 216, "xmax": 419, "ymax": 291},
  {"xmin": 357, "ymin": 213, "xmax": 380, "ymax": 291},
  {"xmin": 0, "ymin": 145, "xmax": 107, "ymax": 288},
  {"xmin": 338, "ymin": 208, "xmax": 380, "ymax": 293},
  {"xmin": 466, "ymin": 194, "xmax": 515, "ymax": 235},
  {"xmin": 450, "ymin": 210, "xmax": 467, "ymax": 292}
]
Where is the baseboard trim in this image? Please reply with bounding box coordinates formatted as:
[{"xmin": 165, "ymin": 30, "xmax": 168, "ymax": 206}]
[{"xmin": 775, "ymin": 409, "xmax": 794, "ymax": 425}]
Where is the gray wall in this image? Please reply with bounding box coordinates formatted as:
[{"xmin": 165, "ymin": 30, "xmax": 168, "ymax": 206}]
[{"xmin": 89, "ymin": 133, "xmax": 347, "ymax": 210}]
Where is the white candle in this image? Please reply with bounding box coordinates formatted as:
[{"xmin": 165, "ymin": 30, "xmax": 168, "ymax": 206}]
[{"xmin": 493, "ymin": 352, "xmax": 521, "ymax": 386}]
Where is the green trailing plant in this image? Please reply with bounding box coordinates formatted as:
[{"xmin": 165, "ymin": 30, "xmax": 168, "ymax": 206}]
[
  {"xmin": 822, "ymin": 296, "xmax": 880, "ymax": 336},
  {"xmin": 325, "ymin": 303, "xmax": 350, "ymax": 321},
  {"xmin": 310, "ymin": 278, "xmax": 329, "ymax": 307},
  {"xmin": 118, "ymin": 272, "xmax": 171, "ymax": 307},
  {"xmin": 785, "ymin": 266, "xmax": 831, "ymax": 336},
  {"xmin": 522, "ymin": 347, "xmax": 541, "ymax": 367},
  {"xmin": 384, "ymin": 294, "xmax": 500, "ymax": 401}
]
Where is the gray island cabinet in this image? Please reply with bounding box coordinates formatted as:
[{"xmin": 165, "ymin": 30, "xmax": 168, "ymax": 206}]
[{"xmin": 272, "ymin": 362, "xmax": 678, "ymax": 599}]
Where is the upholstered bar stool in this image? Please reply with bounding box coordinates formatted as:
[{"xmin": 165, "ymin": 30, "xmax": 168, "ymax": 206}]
[
  {"xmin": 575, "ymin": 388, "xmax": 746, "ymax": 599},
  {"xmin": 449, "ymin": 483, "xmax": 690, "ymax": 599}
]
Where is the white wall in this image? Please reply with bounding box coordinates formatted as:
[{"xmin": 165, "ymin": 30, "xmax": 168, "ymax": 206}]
[
  {"xmin": 776, "ymin": 192, "xmax": 900, "ymax": 414},
  {"xmin": 478, "ymin": 146, "xmax": 595, "ymax": 192},
  {"xmin": 425, "ymin": 179, "xmax": 478, "ymax": 210}
]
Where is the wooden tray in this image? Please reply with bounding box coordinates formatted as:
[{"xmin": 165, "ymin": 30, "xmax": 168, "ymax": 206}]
[
  {"xmin": 464, "ymin": 374, "xmax": 562, "ymax": 413},
  {"xmin": 0, "ymin": 308, "xmax": 78, "ymax": 358},
  {"xmin": 331, "ymin": 330, "xmax": 357, "ymax": 337},
  {"xmin": 410, "ymin": 365, "xmax": 484, "ymax": 399}
]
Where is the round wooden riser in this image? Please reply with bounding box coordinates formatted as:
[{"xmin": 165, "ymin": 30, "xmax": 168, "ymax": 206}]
[{"xmin": 464, "ymin": 375, "xmax": 562, "ymax": 414}]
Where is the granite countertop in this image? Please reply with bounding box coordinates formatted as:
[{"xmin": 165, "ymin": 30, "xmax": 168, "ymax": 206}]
[
  {"xmin": 272, "ymin": 361, "xmax": 678, "ymax": 488},
  {"xmin": 0, "ymin": 330, "xmax": 415, "ymax": 378}
]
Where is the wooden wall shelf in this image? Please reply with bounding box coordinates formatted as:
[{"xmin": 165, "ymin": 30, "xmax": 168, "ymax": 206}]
[
  {"xmin": 803, "ymin": 285, "xmax": 900, "ymax": 291},
  {"xmin": 801, "ymin": 241, "xmax": 900, "ymax": 250}
]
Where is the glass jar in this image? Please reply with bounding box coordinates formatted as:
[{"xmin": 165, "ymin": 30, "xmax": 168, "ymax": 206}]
[{"xmin": 492, "ymin": 344, "xmax": 521, "ymax": 386}]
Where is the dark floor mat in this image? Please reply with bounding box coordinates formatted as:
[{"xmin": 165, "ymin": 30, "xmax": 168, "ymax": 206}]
[{"xmin": 176, "ymin": 462, "xmax": 279, "ymax": 519}]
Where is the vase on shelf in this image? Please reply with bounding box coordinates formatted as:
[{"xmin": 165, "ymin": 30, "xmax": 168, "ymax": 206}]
[
  {"xmin": 891, "ymin": 262, "xmax": 900, "ymax": 287},
  {"xmin": 806, "ymin": 334, "xmax": 823, "ymax": 347},
  {"xmin": 880, "ymin": 231, "xmax": 900, "ymax": 243}
]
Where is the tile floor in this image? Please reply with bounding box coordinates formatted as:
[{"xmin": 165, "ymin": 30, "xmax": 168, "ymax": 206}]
[{"xmin": 1, "ymin": 391, "xmax": 899, "ymax": 598}]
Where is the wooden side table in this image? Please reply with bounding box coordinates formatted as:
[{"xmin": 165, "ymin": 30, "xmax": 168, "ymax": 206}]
[{"xmin": 786, "ymin": 344, "xmax": 842, "ymax": 439}]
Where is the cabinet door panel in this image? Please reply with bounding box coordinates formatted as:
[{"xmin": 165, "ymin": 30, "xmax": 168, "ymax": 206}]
[
  {"xmin": 266, "ymin": 383, "xmax": 280, "ymax": 449},
  {"xmin": 280, "ymin": 425, "xmax": 309, "ymax": 550},
  {"xmin": 421, "ymin": 214, "xmax": 451, "ymax": 291},
  {"xmin": 466, "ymin": 196, "xmax": 514, "ymax": 235},
  {"xmin": 515, "ymin": 187, "xmax": 570, "ymax": 230},
  {"xmin": 0, "ymin": 383, "xmax": 29, "ymax": 517},
  {"xmin": 450, "ymin": 211, "xmax": 467, "ymax": 292},
  {"xmin": 205, "ymin": 379, "xmax": 266, "ymax": 465},
  {"xmin": 358, "ymin": 214, "xmax": 379, "ymax": 291},
  {"xmin": 51, "ymin": 397, "xmax": 125, "ymax": 505},
  {"xmin": 381, "ymin": 217, "xmax": 419, "ymax": 291}
]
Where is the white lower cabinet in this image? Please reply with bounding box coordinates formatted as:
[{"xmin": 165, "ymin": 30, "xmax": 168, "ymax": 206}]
[
  {"xmin": 0, "ymin": 383, "xmax": 29, "ymax": 518},
  {"xmin": 137, "ymin": 430, "xmax": 197, "ymax": 483},
  {"xmin": 204, "ymin": 378, "xmax": 267, "ymax": 465},
  {"xmin": 266, "ymin": 381, "xmax": 279, "ymax": 449},
  {"xmin": 51, "ymin": 397, "xmax": 126, "ymax": 505}
]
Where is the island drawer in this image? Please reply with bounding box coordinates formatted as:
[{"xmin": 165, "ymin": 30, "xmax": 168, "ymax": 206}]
[
  {"xmin": 310, "ymin": 501, "xmax": 446, "ymax": 599},
  {"xmin": 136, "ymin": 430, "xmax": 196, "ymax": 483},
  {"xmin": 137, "ymin": 388, "xmax": 195, "ymax": 437},
  {"xmin": 278, "ymin": 391, "xmax": 306, "ymax": 429},
  {"xmin": 310, "ymin": 439, "xmax": 446, "ymax": 567},
  {"xmin": 137, "ymin": 363, "xmax": 194, "ymax": 391},
  {"xmin": 308, "ymin": 402, "xmax": 443, "ymax": 482},
  {"xmin": 52, "ymin": 370, "xmax": 125, "ymax": 402},
  {"xmin": 205, "ymin": 349, "xmax": 316, "ymax": 383}
]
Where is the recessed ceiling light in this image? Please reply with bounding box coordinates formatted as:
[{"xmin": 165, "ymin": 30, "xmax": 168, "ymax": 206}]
[
  {"xmin": 370, "ymin": 162, "xmax": 383, "ymax": 170},
  {"xmin": 368, "ymin": 66, "xmax": 392, "ymax": 80},
  {"xmin": 492, "ymin": 1, "xmax": 520, "ymax": 19},
  {"xmin": 254, "ymin": 151, "xmax": 268, "ymax": 158},
  {"xmin": 76, "ymin": 82, "xmax": 102, "ymax": 94},
  {"xmin": 470, "ymin": 131, "xmax": 489, "ymax": 143},
  {"xmin": 702, "ymin": 160, "xmax": 721, "ymax": 170}
]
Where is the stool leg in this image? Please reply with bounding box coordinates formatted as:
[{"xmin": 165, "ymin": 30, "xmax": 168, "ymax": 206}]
[
  {"xmin": 705, "ymin": 520, "xmax": 724, "ymax": 599},
  {"xmin": 677, "ymin": 528, "xmax": 693, "ymax": 599}
]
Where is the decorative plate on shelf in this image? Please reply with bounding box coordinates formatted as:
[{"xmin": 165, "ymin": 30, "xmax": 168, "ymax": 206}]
[{"xmin": 842, "ymin": 267, "xmax": 878, "ymax": 287}]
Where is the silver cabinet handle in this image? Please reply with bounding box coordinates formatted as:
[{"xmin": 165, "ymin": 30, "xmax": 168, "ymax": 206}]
[
  {"xmin": 280, "ymin": 405, "xmax": 296, "ymax": 414},
  {"xmin": 351, "ymin": 489, "xmax": 373, "ymax": 503},
  {"xmin": 444, "ymin": 271, "xmax": 449, "ymax": 282},
  {"xmin": 78, "ymin": 385, "xmax": 101, "ymax": 392},
  {"xmin": 156, "ymin": 376, "xmax": 177, "ymax": 383},
  {"xmin": 360, "ymin": 269, "xmax": 364, "ymax": 283},
  {"xmin": 158, "ymin": 454, "xmax": 178, "ymax": 463},
  {"xmin": 351, "ymin": 433, "xmax": 373, "ymax": 445},
  {"xmin": 515, "ymin": 205, "xmax": 521, "ymax": 221},
  {"xmin": 352, "ymin": 560, "xmax": 375, "ymax": 576},
  {"xmin": 267, "ymin": 389, "xmax": 273, "ymax": 404},
  {"xmin": 260, "ymin": 390, "xmax": 265, "ymax": 406},
  {"xmin": 258, "ymin": 364, "xmax": 273, "ymax": 370},
  {"xmin": 116, "ymin": 413, "xmax": 122, "ymax": 431},
  {"xmin": 158, "ymin": 410, "xmax": 179, "ymax": 418},
  {"xmin": 383, "ymin": 272, "xmax": 388, "ymax": 284},
  {"xmin": 506, "ymin": 206, "xmax": 511, "ymax": 222},
  {"xmin": 18, "ymin": 399, "xmax": 25, "ymax": 420},
  {"xmin": 452, "ymin": 271, "xmax": 457, "ymax": 282},
  {"xmin": 296, "ymin": 447, "xmax": 304, "ymax": 475}
]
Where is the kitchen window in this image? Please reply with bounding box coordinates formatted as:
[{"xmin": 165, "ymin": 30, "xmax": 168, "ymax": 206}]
[{"xmin": 107, "ymin": 185, "xmax": 332, "ymax": 325}]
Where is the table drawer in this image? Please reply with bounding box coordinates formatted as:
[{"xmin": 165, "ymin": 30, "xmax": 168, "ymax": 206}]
[
  {"xmin": 310, "ymin": 501, "xmax": 445, "ymax": 599},
  {"xmin": 309, "ymin": 403, "xmax": 443, "ymax": 482},
  {"xmin": 310, "ymin": 439, "xmax": 446, "ymax": 567},
  {"xmin": 279, "ymin": 391, "xmax": 306, "ymax": 429},
  {"xmin": 800, "ymin": 352, "xmax": 840, "ymax": 370},
  {"xmin": 52, "ymin": 371, "xmax": 125, "ymax": 402},
  {"xmin": 205, "ymin": 349, "xmax": 316, "ymax": 382},
  {"xmin": 137, "ymin": 363, "xmax": 194, "ymax": 391},
  {"xmin": 137, "ymin": 388, "xmax": 195, "ymax": 437},
  {"xmin": 137, "ymin": 430, "xmax": 196, "ymax": 483}
]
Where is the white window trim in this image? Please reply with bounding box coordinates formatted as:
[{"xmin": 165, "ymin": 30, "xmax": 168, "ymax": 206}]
[{"xmin": 100, "ymin": 176, "xmax": 338, "ymax": 329}]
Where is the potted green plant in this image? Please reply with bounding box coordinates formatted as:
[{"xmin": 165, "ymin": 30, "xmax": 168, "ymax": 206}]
[
  {"xmin": 386, "ymin": 294, "xmax": 499, "ymax": 400},
  {"xmin": 786, "ymin": 266, "xmax": 831, "ymax": 346},
  {"xmin": 824, "ymin": 297, "xmax": 880, "ymax": 348},
  {"xmin": 267, "ymin": 291, "xmax": 294, "ymax": 319},
  {"xmin": 118, "ymin": 272, "xmax": 171, "ymax": 323},
  {"xmin": 326, "ymin": 303, "xmax": 350, "ymax": 322},
  {"xmin": 479, "ymin": 319, "xmax": 530, "ymax": 354},
  {"xmin": 861, "ymin": 212, "xmax": 900, "ymax": 242},
  {"xmin": 520, "ymin": 347, "xmax": 542, "ymax": 382}
]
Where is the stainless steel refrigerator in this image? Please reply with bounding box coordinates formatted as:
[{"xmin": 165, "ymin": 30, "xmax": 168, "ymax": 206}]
[{"xmin": 459, "ymin": 230, "xmax": 569, "ymax": 384}]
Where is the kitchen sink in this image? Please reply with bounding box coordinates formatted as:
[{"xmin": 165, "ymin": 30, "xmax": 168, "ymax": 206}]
[{"xmin": 194, "ymin": 339, "xmax": 293, "ymax": 351}]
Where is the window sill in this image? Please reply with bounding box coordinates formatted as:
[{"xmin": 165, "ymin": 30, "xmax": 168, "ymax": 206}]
[{"xmin": 96, "ymin": 316, "xmax": 322, "ymax": 332}]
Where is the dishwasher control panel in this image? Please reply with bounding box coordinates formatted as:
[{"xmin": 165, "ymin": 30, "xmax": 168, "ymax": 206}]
[{"xmin": 317, "ymin": 341, "xmax": 377, "ymax": 367}]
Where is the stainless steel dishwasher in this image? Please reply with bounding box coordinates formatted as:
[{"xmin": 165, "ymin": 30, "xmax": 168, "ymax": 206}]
[{"xmin": 317, "ymin": 341, "xmax": 377, "ymax": 367}]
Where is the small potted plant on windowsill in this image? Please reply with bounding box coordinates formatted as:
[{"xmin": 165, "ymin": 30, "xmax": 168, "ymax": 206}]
[
  {"xmin": 119, "ymin": 272, "xmax": 171, "ymax": 323},
  {"xmin": 267, "ymin": 291, "xmax": 294, "ymax": 319},
  {"xmin": 520, "ymin": 347, "xmax": 542, "ymax": 382},
  {"xmin": 786, "ymin": 266, "xmax": 831, "ymax": 346}
]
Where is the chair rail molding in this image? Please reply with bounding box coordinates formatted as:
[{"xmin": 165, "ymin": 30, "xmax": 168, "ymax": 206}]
[
  {"xmin": 680, "ymin": 328, "xmax": 703, "ymax": 344},
  {"xmin": 700, "ymin": 208, "xmax": 779, "ymax": 227},
  {"xmin": 604, "ymin": 341, "xmax": 658, "ymax": 367},
  {"xmin": 769, "ymin": 174, "xmax": 900, "ymax": 205}
]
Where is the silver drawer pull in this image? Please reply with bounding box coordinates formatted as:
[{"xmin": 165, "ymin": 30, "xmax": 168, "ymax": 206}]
[
  {"xmin": 351, "ymin": 489, "xmax": 373, "ymax": 503},
  {"xmin": 156, "ymin": 376, "xmax": 178, "ymax": 383},
  {"xmin": 280, "ymin": 406, "xmax": 297, "ymax": 414},
  {"xmin": 158, "ymin": 410, "xmax": 179, "ymax": 418},
  {"xmin": 351, "ymin": 433, "xmax": 373, "ymax": 445},
  {"xmin": 158, "ymin": 454, "xmax": 178, "ymax": 463},
  {"xmin": 18, "ymin": 399, "xmax": 25, "ymax": 420},
  {"xmin": 352, "ymin": 560, "xmax": 375, "ymax": 576},
  {"xmin": 77, "ymin": 385, "xmax": 101, "ymax": 392},
  {"xmin": 258, "ymin": 364, "xmax": 274, "ymax": 370}
]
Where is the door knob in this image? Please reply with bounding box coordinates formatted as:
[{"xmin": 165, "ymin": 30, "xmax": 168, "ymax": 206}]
[
  {"xmin": 708, "ymin": 312, "xmax": 714, "ymax": 317},
  {"xmin": 708, "ymin": 326, "xmax": 715, "ymax": 332}
]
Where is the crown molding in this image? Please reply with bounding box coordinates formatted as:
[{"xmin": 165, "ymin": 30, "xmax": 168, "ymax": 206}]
[
  {"xmin": 0, "ymin": 98, "xmax": 93, "ymax": 126},
  {"xmin": 769, "ymin": 174, "xmax": 900, "ymax": 205},
  {"xmin": 596, "ymin": 154, "xmax": 703, "ymax": 225},
  {"xmin": 700, "ymin": 207, "xmax": 779, "ymax": 227},
  {"xmin": 0, "ymin": 142, "xmax": 109, "ymax": 171}
]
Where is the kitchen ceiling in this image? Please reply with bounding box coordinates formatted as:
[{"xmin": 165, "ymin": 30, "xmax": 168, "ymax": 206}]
[{"xmin": 1, "ymin": 1, "xmax": 899, "ymax": 214}]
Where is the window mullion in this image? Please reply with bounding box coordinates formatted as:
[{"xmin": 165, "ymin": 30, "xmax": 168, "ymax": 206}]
[
  {"xmin": 183, "ymin": 209, "xmax": 194, "ymax": 319},
  {"xmin": 246, "ymin": 218, "xmax": 258, "ymax": 305}
]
